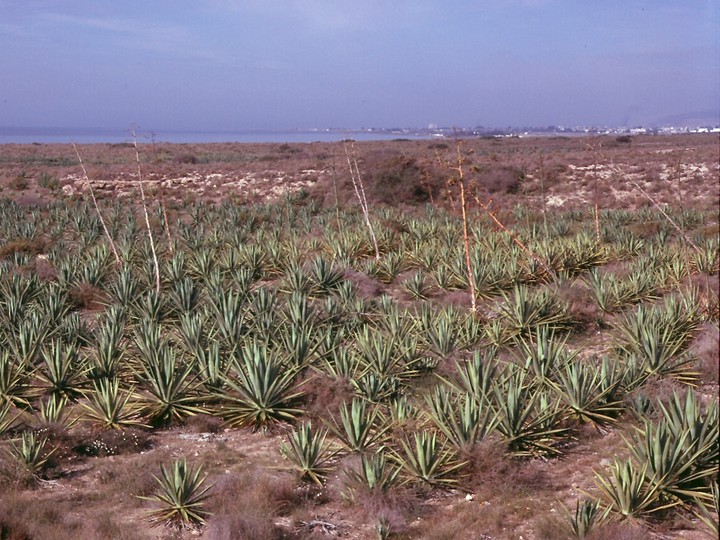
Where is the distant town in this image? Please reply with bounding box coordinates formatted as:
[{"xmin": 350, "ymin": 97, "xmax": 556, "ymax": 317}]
[{"xmin": 318, "ymin": 123, "xmax": 720, "ymax": 139}]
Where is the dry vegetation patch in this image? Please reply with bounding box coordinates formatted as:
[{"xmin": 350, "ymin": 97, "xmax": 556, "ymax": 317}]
[{"xmin": 0, "ymin": 134, "xmax": 717, "ymax": 539}]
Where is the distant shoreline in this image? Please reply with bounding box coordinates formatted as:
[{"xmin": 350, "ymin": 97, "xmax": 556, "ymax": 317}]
[
  {"xmin": 0, "ymin": 126, "xmax": 715, "ymax": 145},
  {"xmin": 0, "ymin": 128, "xmax": 432, "ymax": 145}
]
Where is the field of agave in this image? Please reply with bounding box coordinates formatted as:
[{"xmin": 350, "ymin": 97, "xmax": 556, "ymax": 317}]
[{"xmin": 0, "ymin": 141, "xmax": 718, "ymax": 539}]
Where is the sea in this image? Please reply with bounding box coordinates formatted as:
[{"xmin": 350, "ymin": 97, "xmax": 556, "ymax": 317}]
[{"xmin": 0, "ymin": 127, "xmax": 431, "ymax": 145}]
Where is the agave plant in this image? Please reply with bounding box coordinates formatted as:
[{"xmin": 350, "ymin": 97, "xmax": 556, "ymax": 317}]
[
  {"xmin": 219, "ymin": 342, "xmax": 303, "ymax": 430},
  {"xmin": 327, "ymin": 397, "xmax": 389, "ymax": 453},
  {"xmin": 614, "ymin": 304, "xmax": 699, "ymax": 385},
  {"xmin": 343, "ymin": 451, "xmax": 401, "ymax": 499},
  {"xmin": 0, "ymin": 401, "xmax": 19, "ymax": 435},
  {"xmin": 136, "ymin": 344, "xmax": 203, "ymax": 426},
  {"xmin": 82, "ymin": 377, "xmax": 144, "ymax": 429},
  {"xmin": 693, "ymin": 479, "xmax": 719, "ymax": 537},
  {"xmin": 393, "ymin": 430, "xmax": 465, "ymax": 488},
  {"xmin": 492, "ymin": 366, "xmax": 567, "ymax": 457},
  {"xmin": 401, "ymin": 270, "xmax": 430, "ymax": 300},
  {"xmin": 279, "ymin": 422, "xmax": 336, "ymax": 485},
  {"xmin": 626, "ymin": 399, "xmax": 718, "ymax": 507},
  {"xmin": 308, "ymin": 255, "xmax": 344, "ymax": 295},
  {"xmin": 551, "ymin": 360, "xmax": 624, "ymax": 426},
  {"xmin": 38, "ymin": 339, "xmax": 88, "ymax": 400},
  {"xmin": 36, "ymin": 393, "xmax": 76, "ymax": 428},
  {"xmin": 657, "ymin": 392, "xmax": 718, "ymax": 475},
  {"xmin": 498, "ymin": 285, "xmax": 571, "ymax": 337},
  {"xmin": 419, "ymin": 306, "xmax": 459, "ymax": 359},
  {"xmin": 107, "ymin": 268, "xmax": 141, "ymax": 307},
  {"xmin": 446, "ymin": 349, "xmax": 500, "ymax": 401},
  {"xmin": 593, "ymin": 459, "xmax": 665, "ymax": 519},
  {"xmin": 0, "ymin": 350, "xmax": 33, "ymax": 407},
  {"xmin": 561, "ymin": 498, "xmax": 605, "ymax": 539},
  {"xmin": 425, "ymin": 385, "xmax": 497, "ymax": 451},
  {"xmin": 141, "ymin": 459, "xmax": 213, "ymax": 529},
  {"xmin": 516, "ymin": 325, "xmax": 575, "ymax": 385},
  {"xmin": 7, "ymin": 431, "xmax": 56, "ymax": 478}
]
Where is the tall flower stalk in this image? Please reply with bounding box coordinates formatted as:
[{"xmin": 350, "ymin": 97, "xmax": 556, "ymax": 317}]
[
  {"xmin": 73, "ymin": 143, "xmax": 121, "ymax": 266},
  {"xmin": 131, "ymin": 129, "xmax": 161, "ymax": 293},
  {"xmin": 344, "ymin": 141, "xmax": 380, "ymax": 260}
]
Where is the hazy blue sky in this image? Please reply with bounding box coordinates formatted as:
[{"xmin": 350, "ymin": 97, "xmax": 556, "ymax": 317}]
[{"xmin": 1, "ymin": 1, "xmax": 718, "ymax": 131}]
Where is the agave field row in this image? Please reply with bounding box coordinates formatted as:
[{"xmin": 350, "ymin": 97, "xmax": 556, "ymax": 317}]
[{"xmin": 0, "ymin": 193, "xmax": 718, "ymax": 537}]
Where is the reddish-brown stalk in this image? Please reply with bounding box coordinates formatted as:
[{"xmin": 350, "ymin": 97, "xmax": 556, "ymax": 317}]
[
  {"xmin": 448, "ymin": 142, "xmax": 477, "ymax": 313},
  {"xmin": 472, "ymin": 195, "xmax": 554, "ymax": 278}
]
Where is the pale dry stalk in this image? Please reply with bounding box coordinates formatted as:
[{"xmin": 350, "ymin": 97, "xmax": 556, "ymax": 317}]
[
  {"xmin": 344, "ymin": 141, "xmax": 380, "ymax": 260},
  {"xmin": 538, "ymin": 153, "xmax": 548, "ymax": 235},
  {"xmin": 588, "ymin": 141, "xmax": 602, "ymax": 243},
  {"xmin": 159, "ymin": 185, "xmax": 174, "ymax": 254},
  {"xmin": 73, "ymin": 143, "xmax": 121, "ymax": 266},
  {"xmin": 131, "ymin": 130, "xmax": 162, "ymax": 293}
]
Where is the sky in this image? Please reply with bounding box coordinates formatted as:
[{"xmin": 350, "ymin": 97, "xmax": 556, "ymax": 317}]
[{"xmin": 1, "ymin": 1, "xmax": 718, "ymax": 131}]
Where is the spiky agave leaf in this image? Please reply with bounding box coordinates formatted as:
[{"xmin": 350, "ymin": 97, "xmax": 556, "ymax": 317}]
[
  {"xmin": 327, "ymin": 397, "xmax": 390, "ymax": 453},
  {"xmin": 7, "ymin": 431, "xmax": 56, "ymax": 478},
  {"xmin": 136, "ymin": 345, "xmax": 204, "ymax": 426},
  {"xmin": 343, "ymin": 451, "xmax": 401, "ymax": 499},
  {"xmin": 550, "ymin": 360, "xmax": 624, "ymax": 426},
  {"xmin": 141, "ymin": 459, "xmax": 213, "ymax": 529},
  {"xmin": 593, "ymin": 459, "xmax": 668, "ymax": 520},
  {"xmin": 279, "ymin": 421, "xmax": 336, "ymax": 485},
  {"xmin": 81, "ymin": 377, "xmax": 145, "ymax": 429},
  {"xmin": 425, "ymin": 385, "xmax": 497, "ymax": 451},
  {"xmin": 393, "ymin": 430, "xmax": 465, "ymax": 488},
  {"xmin": 560, "ymin": 497, "xmax": 606, "ymax": 539},
  {"xmin": 218, "ymin": 342, "xmax": 303, "ymax": 430}
]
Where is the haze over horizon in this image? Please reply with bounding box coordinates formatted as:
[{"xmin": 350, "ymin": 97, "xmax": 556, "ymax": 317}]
[{"xmin": 1, "ymin": 1, "xmax": 718, "ymax": 133}]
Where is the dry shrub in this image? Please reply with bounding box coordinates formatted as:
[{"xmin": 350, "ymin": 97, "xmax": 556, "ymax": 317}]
[
  {"xmin": 629, "ymin": 220, "xmax": 661, "ymax": 238},
  {"xmin": 300, "ymin": 372, "xmax": 354, "ymax": 424},
  {"xmin": 534, "ymin": 512, "xmax": 648, "ymax": 540},
  {"xmin": 365, "ymin": 155, "xmax": 442, "ymax": 205},
  {"xmin": 9, "ymin": 174, "xmax": 29, "ymax": 191},
  {"xmin": 335, "ymin": 454, "xmax": 417, "ymax": 535},
  {"xmin": 462, "ymin": 439, "xmax": 559, "ymax": 498},
  {"xmin": 204, "ymin": 469, "xmax": 297, "ymax": 540},
  {"xmin": 0, "ymin": 493, "xmax": 85, "ymax": 539},
  {"xmin": 173, "ymin": 152, "xmax": 198, "ymax": 164},
  {"xmin": 33, "ymin": 256, "xmax": 57, "ymax": 281},
  {"xmin": 0, "ymin": 238, "xmax": 46, "ymax": 259},
  {"xmin": 343, "ymin": 268, "xmax": 384, "ymax": 299},
  {"xmin": 83, "ymin": 510, "xmax": 144, "ymax": 540},
  {"xmin": 68, "ymin": 282, "xmax": 108, "ymax": 311},
  {"xmin": 0, "ymin": 453, "xmax": 35, "ymax": 490},
  {"xmin": 416, "ymin": 497, "xmax": 514, "ymax": 540},
  {"xmin": 310, "ymin": 151, "xmax": 444, "ymax": 208},
  {"xmin": 476, "ymin": 164, "xmax": 522, "ymax": 195},
  {"xmin": 586, "ymin": 521, "xmax": 648, "ymax": 540},
  {"xmin": 1, "ymin": 500, "xmax": 148, "ymax": 540},
  {"xmin": 183, "ymin": 413, "xmax": 224, "ymax": 434},
  {"xmin": 95, "ymin": 448, "xmax": 172, "ymax": 499},
  {"xmin": 689, "ymin": 322, "xmax": 719, "ymax": 383},
  {"xmin": 557, "ymin": 282, "xmax": 600, "ymax": 331}
]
